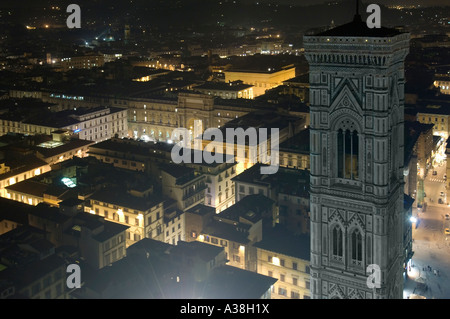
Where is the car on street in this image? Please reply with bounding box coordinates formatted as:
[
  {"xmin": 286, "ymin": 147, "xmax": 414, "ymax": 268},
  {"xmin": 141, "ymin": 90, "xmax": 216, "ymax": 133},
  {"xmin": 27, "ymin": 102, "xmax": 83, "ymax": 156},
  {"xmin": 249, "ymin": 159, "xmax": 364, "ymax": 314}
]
[
  {"xmin": 440, "ymin": 191, "xmax": 445, "ymax": 197},
  {"xmin": 445, "ymin": 228, "xmax": 450, "ymax": 235},
  {"xmin": 438, "ymin": 198, "xmax": 444, "ymax": 204},
  {"xmin": 445, "ymin": 214, "xmax": 449, "ymax": 220},
  {"xmin": 433, "ymin": 171, "xmax": 438, "ymax": 175}
]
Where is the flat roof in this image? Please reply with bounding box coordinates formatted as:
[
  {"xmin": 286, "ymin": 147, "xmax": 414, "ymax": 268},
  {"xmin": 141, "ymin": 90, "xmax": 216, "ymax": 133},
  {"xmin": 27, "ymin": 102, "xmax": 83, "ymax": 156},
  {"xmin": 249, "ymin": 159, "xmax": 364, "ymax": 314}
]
[
  {"xmin": 35, "ymin": 139, "xmax": 94, "ymax": 158},
  {"xmin": 202, "ymin": 219, "xmax": 250, "ymax": 244},
  {"xmin": 226, "ymin": 65, "xmax": 295, "ymax": 74},
  {"xmin": 254, "ymin": 225, "xmax": 310, "ymax": 260},
  {"xmin": 201, "ymin": 265, "xmax": 277, "ymax": 299},
  {"xmin": 171, "ymin": 240, "xmax": 224, "ymax": 262},
  {"xmin": 0, "ymin": 254, "xmax": 66, "ymax": 290},
  {"xmin": 92, "ymin": 219, "xmax": 129, "ymax": 242},
  {"xmin": 5, "ymin": 179, "xmax": 49, "ymax": 197},
  {"xmin": 279, "ymin": 128, "xmax": 310, "ymax": 154},
  {"xmin": 195, "ymin": 81, "xmax": 253, "ymax": 92},
  {"xmin": 0, "ymin": 197, "xmax": 32, "ymax": 224},
  {"xmin": 217, "ymin": 193, "xmax": 274, "ymax": 224},
  {"xmin": 232, "ymin": 164, "xmax": 309, "ymax": 197},
  {"xmin": 89, "ymin": 188, "xmax": 163, "ymax": 212},
  {"xmin": 0, "ymin": 156, "xmax": 49, "ymax": 181}
]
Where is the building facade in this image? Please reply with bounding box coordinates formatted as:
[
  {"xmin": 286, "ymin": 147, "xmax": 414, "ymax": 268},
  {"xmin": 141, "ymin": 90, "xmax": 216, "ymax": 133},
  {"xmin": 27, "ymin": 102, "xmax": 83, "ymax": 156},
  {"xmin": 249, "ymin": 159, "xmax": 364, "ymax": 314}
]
[
  {"xmin": 304, "ymin": 15, "xmax": 410, "ymax": 299},
  {"xmin": 0, "ymin": 106, "xmax": 128, "ymax": 143},
  {"xmin": 224, "ymin": 65, "xmax": 296, "ymax": 97}
]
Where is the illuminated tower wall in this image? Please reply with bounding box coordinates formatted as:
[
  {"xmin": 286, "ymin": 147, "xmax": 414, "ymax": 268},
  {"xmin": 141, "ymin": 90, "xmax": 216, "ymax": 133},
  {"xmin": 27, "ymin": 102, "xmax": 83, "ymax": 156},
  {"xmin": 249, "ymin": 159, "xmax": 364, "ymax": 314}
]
[{"xmin": 304, "ymin": 15, "xmax": 410, "ymax": 299}]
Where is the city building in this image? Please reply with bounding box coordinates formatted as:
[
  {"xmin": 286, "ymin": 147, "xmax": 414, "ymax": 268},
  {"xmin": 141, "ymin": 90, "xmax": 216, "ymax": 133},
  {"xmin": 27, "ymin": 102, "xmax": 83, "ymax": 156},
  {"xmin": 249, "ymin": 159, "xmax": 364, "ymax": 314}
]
[
  {"xmin": 88, "ymin": 138, "xmax": 238, "ymax": 213},
  {"xmin": 59, "ymin": 52, "xmax": 105, "ymax": 71},
  {"xmin": 0, "ymin": 197, "xmax": 31, "ymax": 235},
  {"xmin": 33, "ymin": 131, "xmax": 93, "ymax": 165},
  {"xmin": 255, "ymin": 225, "xmax": 311, "ymax": 299},
  {"xmin": 194, "ymin": 81, "xmax": 254, "ymax": 99},
  {"xmin": 233, "ymin": 164, "xmax": 310, "ymax": 234},
  {"xmin": 127, "ymin": 92, "xmax": 254, "ymax": 142},
  {"xmin": 201, "ymin": 109, "xmax": 306, "ymax": 174},
  {"xmin": 224, "ymin": 65, "xmax": 296, "ymax": 97},
  {"xmin": 282, "ymin": 73, "xmax": 310, "ymax": 102},
  {"xmin": 304, "ymin": 13, "xmax": 410, "ymax": 298},
  {"xmin": 161, "ymin": 164, "xmax": 206, "ymax": 211},
  {"xmin": 197, "ymin": 194, "xmax": 272, "ymax": 272},
  {"xmin": 278, "ymin": 128, "xmax": 310, "ymax": 170},
  {"xmin": 403, "ymin": 194, "xmax": 415, "ymax": 273},
  {"xmin": 0, "ymin": 106, "xmax": 128, "ymax": 143},
  {"xmin": 183, "ymin": 204, "xmax": 215, "ymax": 242},
  {"xmin": 88, "ymin": 187, "xmax": 165, "ymax": 247},
  {"xmin": 78, "ymin": 237, "xmax": 276, "ymax": 299},
  {"xmin": 0, "ymin": 155, "xmax": 51, "ymax": 199},
  {"xmin": 0, "ymin": 225, "xmax": 67, "ymax": 299},
  {"xmin": 433, "ymin": 74, "xmax": 450, "ymax": 95},
  {"xmin": 416, "ymin": 102, "xmax": 450, "ymax": 140},
  {"xmin": 66, "ymin": 212, "xmax": 129, "ymax": 270}
]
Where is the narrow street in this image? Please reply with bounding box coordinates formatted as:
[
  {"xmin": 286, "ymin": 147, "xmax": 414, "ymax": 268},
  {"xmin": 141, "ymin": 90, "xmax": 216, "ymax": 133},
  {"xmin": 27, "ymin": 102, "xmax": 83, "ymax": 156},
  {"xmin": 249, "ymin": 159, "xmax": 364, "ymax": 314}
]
[{"xmin": 404, "ymin": 159, "xmax": 450, "ymax": 299}]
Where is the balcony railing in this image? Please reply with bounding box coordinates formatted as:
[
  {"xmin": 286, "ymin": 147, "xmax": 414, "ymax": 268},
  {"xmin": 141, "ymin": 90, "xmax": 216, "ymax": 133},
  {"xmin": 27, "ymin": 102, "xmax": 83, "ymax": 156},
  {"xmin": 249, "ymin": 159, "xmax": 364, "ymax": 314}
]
[{"xmin": 182, "ymin": 184, "xmax": 207, "ymax": 200}]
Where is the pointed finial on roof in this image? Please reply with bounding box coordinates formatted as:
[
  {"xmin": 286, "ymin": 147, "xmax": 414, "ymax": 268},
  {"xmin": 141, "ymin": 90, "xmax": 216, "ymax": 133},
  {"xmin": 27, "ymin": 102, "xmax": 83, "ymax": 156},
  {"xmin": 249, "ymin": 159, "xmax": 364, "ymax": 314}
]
[{"xmin": 353, "ymin": 0, "xmax": 362, "ymax": 22}]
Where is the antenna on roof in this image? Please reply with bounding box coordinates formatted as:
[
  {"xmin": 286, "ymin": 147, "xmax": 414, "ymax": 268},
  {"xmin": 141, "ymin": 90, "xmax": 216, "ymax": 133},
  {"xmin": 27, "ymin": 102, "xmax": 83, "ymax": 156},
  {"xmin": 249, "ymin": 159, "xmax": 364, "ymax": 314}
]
[{"xmin": 353, "ymin": 0, "xmax": 362, "ymax": 22}]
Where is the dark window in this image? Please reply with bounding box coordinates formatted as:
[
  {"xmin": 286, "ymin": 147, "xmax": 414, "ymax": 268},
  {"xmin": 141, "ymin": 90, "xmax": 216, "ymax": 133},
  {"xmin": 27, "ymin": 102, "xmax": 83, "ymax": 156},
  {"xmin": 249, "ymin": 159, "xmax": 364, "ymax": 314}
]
[
  {"xmin": 337, "ymin": 129, "xmax": 359, "ymax": 180},
  {"xmin": 332, "ymin": 225, "xmax": 343, "ymax": 257},
  {"xmin": 278, "ymin": 287, "xmax": 287, "ymax": 296},
  {"xmin": 352, "ymin": 229, "xmax": 363, "ymax": 262}
]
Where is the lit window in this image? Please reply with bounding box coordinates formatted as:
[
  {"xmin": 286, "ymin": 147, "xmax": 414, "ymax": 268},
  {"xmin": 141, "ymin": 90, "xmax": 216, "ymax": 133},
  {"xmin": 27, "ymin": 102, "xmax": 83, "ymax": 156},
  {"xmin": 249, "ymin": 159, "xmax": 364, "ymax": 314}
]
[{"xmin": 272, "ymin": 256, "xmax": 280, "ymax": 266}]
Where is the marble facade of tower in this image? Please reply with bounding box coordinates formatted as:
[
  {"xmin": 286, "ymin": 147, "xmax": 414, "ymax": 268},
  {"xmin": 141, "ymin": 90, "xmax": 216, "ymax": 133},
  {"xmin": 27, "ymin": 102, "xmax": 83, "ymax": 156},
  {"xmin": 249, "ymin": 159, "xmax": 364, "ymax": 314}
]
[{"xmin": 304, "ymin": 14, "xmax": 410, "ymax": 299}]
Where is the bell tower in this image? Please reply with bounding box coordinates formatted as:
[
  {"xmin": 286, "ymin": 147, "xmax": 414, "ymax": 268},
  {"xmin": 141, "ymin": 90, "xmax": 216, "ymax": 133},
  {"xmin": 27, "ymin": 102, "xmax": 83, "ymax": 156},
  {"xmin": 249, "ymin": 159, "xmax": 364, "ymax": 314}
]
[{"xmin": 304, "ymin": 11, "xmax": 410, "ymax": 298}]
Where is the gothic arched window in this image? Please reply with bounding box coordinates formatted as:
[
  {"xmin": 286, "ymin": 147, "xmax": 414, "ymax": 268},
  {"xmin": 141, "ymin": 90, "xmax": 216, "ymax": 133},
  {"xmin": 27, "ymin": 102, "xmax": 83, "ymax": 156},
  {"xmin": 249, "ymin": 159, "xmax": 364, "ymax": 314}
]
[
  {"xmin": 351, "ymin": 229, "xmax": 363, "ymax": 263},
  {"xmin": 337, "ymin": 128, "xmax": 359, "ymax": 180},
  {"xmin": 332, "ymin": 225, "xmax": 343, "ymax": 259}
]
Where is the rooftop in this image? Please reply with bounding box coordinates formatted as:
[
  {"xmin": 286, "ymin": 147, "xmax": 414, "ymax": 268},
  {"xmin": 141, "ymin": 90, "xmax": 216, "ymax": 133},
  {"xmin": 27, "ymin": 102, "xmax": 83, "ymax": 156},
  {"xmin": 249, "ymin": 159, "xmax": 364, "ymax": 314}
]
[
  {"xmin": 0, "ymin": 254, "xmax": 66, "ymax": 291},
  {"xmin": 217, "ymin": 193, "xmax": 274, "ymax": 224},
  {"xmin": 0, "ymin": 155, "xmax": 49, "ymax": 181},
  {"xmin": 279, "ymin": 128, "xmax": 310, "ymax": 154},
  {"xmin": 195, "ymin": 81, "xmax": 253, "ymax": 92},
  {"xmin": 316, "ymin": 14, "xmax": 403, "ymax": 38},
  {"xmin": 202, "ymin": 219, "xmax": 251, "ymax": 244},
  {"xmin": 254, "ymin": 225, "xmax": 310, "ymax": 260},
  {"xmin": 0, "ymin": 197, "xmax": 32, "ymax": 225},
  {"xmin": 5, "ymin": 179, "xmax": 49, "ymax": 197},
  {"xmin": 171, "ymin": 240, "xmax": 224, "ymax": 262},
  {"xmin": 89, "ymin": 188, "xmax": 163, "ymax": 212},
  {"xmin": 29, "ymin": 203, "xmax": 72, "ymax": 225},
  {"xmin": 232, "ymin": 164, "xmax": 310, "ymax": 197},
  {"xmin": 201, "ymin": 265, "xmax": 277, "ymax": 299}
]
